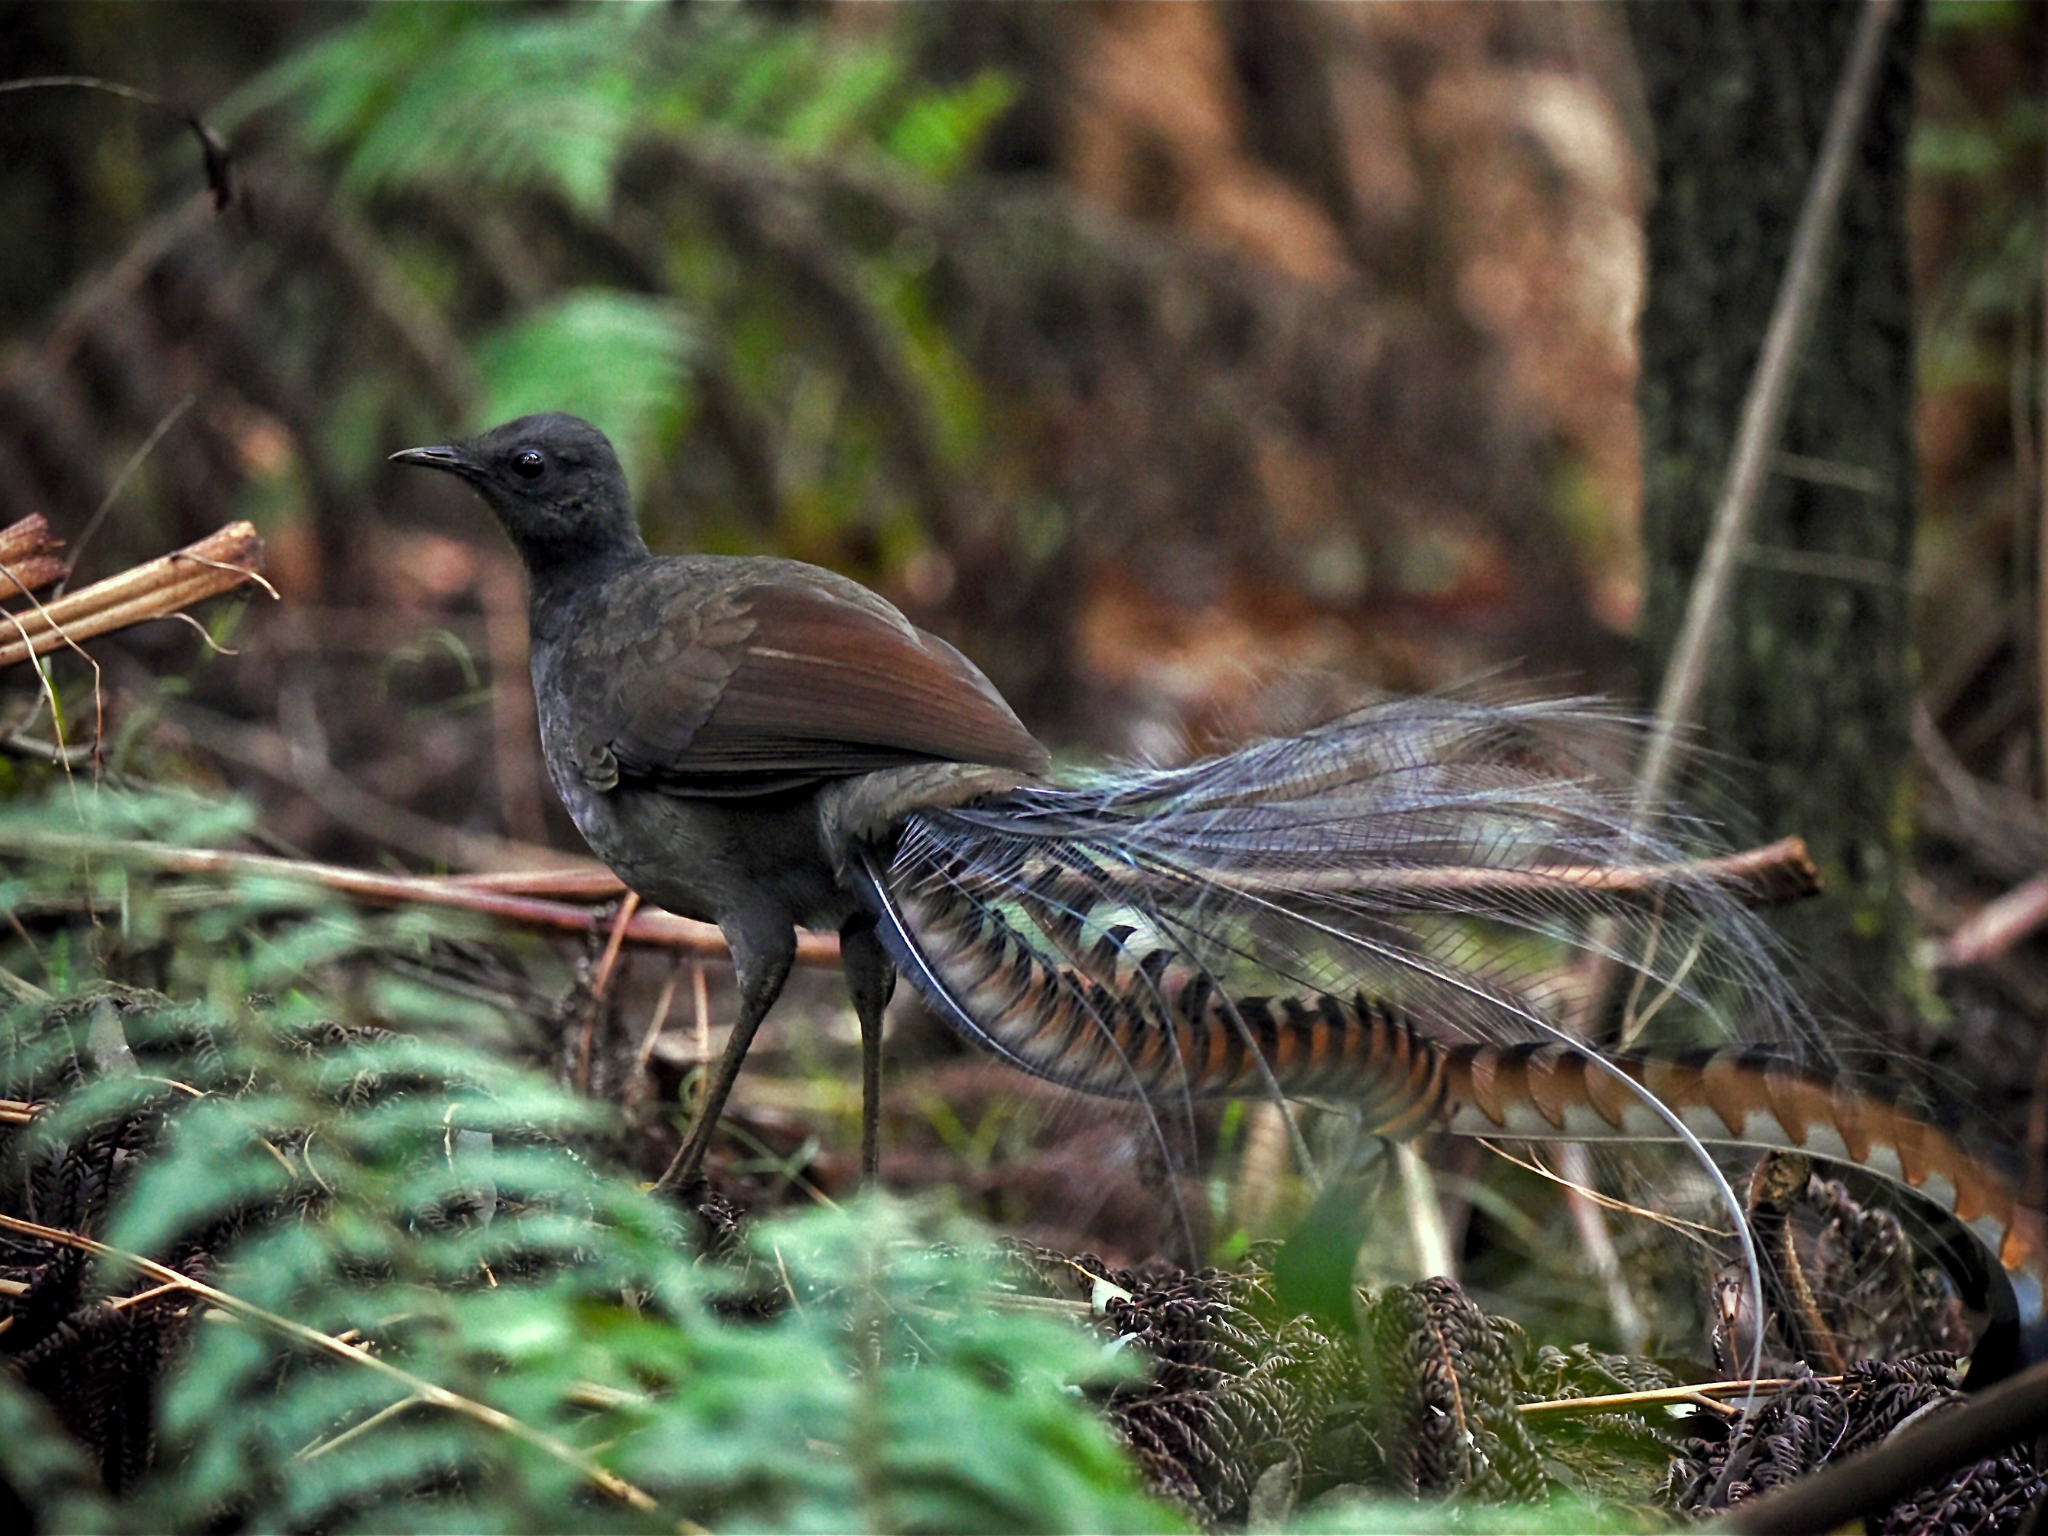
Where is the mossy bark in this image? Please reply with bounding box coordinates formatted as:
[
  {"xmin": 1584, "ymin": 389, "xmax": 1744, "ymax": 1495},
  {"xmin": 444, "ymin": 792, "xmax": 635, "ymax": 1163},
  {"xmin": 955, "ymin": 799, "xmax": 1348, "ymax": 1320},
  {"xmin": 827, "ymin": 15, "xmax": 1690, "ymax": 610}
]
[{"xmin": 1630, "ymin": 0, "xmax": 1923, "ymax": 1018}]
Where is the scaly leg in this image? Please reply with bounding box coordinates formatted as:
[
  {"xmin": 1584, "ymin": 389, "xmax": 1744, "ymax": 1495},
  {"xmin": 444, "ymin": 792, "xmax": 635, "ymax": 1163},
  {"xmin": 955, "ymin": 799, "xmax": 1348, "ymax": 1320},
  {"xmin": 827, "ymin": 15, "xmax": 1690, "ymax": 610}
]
[
  {"xmin": 840, "ymin": 917, "xmax": 896, "ymax": 1182},
  {"xmin": 654, "ymin": 916, "xmax": 795, "ymax": 1197}
]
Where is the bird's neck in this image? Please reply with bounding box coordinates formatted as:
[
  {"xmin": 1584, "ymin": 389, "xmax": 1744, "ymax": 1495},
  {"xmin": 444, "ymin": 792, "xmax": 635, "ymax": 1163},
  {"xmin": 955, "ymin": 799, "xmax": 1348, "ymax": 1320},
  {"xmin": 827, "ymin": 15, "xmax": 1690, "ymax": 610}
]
[{"xmin": 522, "ymin": 536, "xmax": 648, "ymax": 647}]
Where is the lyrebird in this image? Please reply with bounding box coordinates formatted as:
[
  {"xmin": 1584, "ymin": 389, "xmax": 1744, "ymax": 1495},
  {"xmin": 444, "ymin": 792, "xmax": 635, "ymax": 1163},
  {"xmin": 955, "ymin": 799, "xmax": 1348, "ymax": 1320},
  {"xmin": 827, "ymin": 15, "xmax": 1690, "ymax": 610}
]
[{"xmin": 395, "ymin": 412, "xmax": 2042, "ymax": 1376}]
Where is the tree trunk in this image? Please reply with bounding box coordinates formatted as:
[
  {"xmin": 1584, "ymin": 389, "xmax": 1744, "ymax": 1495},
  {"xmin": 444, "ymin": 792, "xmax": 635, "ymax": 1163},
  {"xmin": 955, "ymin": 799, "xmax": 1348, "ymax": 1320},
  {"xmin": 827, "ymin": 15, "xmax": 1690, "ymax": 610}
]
[{"xmin": 1630, "ymin": 0, "xmax": 1922, "ymax": 1019}]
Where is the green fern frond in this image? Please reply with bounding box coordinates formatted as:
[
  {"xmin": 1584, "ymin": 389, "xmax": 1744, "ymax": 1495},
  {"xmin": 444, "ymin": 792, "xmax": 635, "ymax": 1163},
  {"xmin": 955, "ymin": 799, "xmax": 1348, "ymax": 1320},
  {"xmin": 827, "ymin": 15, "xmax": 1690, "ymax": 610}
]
[
  {"xmin": 234, "ymin": 4, "xmax": 1015, "ymax": 209},
  {"xmin": 477, "ymin": 291, "xmax": 697, "ymax": 478},
  {"xmin": 1, "ymin": 789, "xmax": 1178, "ymax": 1533},
  {"xmin": 226, "ymin": 3, "xmax": 662, "ymax": 214},
  {"xmin": 0, "ymin": 1368, "xmax": 122, "ymax": 1532}
]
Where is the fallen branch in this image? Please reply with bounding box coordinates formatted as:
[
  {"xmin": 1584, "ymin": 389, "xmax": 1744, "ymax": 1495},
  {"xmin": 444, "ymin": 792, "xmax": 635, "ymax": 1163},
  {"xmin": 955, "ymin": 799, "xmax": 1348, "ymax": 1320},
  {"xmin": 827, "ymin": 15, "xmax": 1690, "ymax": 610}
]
[
  {"xmin": 1189, "ymin": 836, "xmax": 1821, "ymax": 911},
  {"xmin": 0, "ymin": 521, "xmax": 270, "ymax": 673},
  {"xmin": 1937, "ymin": 871, "xmax": 2048, "ymax": 969},
  {"xmin": 0, "ymin": 826, "xmax": 841, "ymax": 970}
]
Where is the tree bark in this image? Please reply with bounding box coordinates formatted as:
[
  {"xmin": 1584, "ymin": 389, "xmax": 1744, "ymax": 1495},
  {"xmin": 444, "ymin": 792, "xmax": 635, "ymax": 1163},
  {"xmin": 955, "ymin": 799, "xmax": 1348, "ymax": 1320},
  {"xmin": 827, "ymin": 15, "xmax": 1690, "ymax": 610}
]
[{"xmin": 1631, "ymin": 0, "xmax": 1922, "ymax": 1018}]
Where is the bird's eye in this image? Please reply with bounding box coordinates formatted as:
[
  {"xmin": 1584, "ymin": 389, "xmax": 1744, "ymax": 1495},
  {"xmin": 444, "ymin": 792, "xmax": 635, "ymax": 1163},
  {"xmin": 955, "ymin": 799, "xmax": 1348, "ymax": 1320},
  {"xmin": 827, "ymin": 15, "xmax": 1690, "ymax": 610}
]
[{"xmin": 511, "ymin": 448, "xmax": 547, "ymax": 480}]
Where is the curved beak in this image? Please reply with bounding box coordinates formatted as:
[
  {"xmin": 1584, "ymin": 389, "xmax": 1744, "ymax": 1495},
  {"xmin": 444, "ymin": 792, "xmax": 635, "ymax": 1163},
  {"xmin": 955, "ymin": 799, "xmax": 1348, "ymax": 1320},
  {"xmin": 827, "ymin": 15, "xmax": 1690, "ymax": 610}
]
[{"xmin": 389, "ymin": 443, "xmax": 478, "ymax": 479}]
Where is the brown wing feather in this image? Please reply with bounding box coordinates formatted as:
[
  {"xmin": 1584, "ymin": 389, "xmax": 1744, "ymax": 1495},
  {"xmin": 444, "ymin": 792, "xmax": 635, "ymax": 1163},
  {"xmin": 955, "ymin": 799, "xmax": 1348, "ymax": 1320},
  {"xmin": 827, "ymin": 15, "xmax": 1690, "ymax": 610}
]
[{"xmin": 571, "ymin": 557, "xmax": 1048, "ymax": 793}]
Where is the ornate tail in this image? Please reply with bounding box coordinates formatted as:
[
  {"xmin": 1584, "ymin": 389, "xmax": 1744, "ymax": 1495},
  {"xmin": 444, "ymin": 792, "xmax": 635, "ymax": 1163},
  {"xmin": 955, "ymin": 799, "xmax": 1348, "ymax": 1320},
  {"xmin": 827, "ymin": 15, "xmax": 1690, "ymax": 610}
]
[{"xmin": 851, "ymin": 697, "xmax": 2041, "ymax": 1320}]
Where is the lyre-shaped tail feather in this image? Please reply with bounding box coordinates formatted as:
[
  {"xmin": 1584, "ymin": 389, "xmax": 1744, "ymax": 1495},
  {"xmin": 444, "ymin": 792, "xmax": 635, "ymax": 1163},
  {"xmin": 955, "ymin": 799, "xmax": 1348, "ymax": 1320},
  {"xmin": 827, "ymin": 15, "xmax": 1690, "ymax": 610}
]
[
  {"xmin": 1436, "ymin": 1044, "xmax": 2046, "ymax": 1289},
  {"xmin": 869, "ymin": 858, "xmax": 2044, "ymax": 1298},
  {"xmin": 853, "ymin": 697, "xmax": 2041, "ymax": 1322}
]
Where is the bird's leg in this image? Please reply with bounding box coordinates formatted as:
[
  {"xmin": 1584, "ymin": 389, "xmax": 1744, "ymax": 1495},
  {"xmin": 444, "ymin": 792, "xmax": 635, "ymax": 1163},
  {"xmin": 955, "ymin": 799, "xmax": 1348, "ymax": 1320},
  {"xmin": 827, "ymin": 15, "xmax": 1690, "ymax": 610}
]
[
  {"xmin": 839, "ymin": 916, "xmax": 897, "ymax": 1183},
  {"xmin": 653, "ymin": 916, "xmax": 795, "ymax": 1198}
]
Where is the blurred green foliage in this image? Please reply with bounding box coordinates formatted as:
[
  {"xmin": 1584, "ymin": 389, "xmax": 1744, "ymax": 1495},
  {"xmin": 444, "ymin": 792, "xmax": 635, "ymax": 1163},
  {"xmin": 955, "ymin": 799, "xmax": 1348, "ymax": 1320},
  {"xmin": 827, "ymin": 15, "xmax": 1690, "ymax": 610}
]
[
  {"xmin": 476, "ymin": 292, "xmax": 698, "ymax": 480},
  {"xmin": 226, "ymin": 1, "xmax": 1014, "ymax": 556}
]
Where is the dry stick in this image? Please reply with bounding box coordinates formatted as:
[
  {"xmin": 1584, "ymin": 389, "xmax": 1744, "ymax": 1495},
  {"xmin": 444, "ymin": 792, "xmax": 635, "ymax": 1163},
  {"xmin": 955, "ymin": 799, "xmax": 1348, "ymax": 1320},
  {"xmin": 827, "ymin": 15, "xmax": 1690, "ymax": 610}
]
[
  {"xmin": 0, "ymin": 522, "xmax": 269, "ymax": 673},
  {"xmin": 0, "ymin": 516, "xmax": 65, "ymax": 602},
  {"xmin": 588, "ymin": 893, "xmax": 641, "ymax": 1003},
  {"xmin": 1938, "ymin": 870, "xmax": 2048, "ymax": 967},
  {"xmin": 0, "ymin": 1211, "xmax": 658, "ymax": 1513},
  {"xmin": 1518, "ymin": 1377, "xmax": 1812, "ymax": 1420},
  {"xmin": 632, "ymin": 961, "xmax": 686, "ymax": 1078},
  {"xmin": 1581, "ymin": 0, "xmax": 1904, "ymax": 1408},
  {"xmin": 1632, "ymin": 0, "xmax": 1901, "ymax": 816},
  {"xmin": 450, "ymin": 867, "xmax": 631, "ymax": 898},
  {"xmin": 1203, "ymin": 837, "xmax": 1819, "ymax": 909},
  {"xmin": 0, "ymin": 827, "xmax": 842, "ymax": 970},
  {"xmin": 0, "ymin": 515, "xmax": 59, "ymax": 566},
  {"xmin": 1717, "ymin": 1356, "xmax": 2048, "ymax": 1534},
  {"xmin": 575, "ymin": 893, "xmax": 641, "ymax": 1093},
  {"xmin": 690, "ymin": 960, "xmax": 712, "ymax": 1123},
  {"xmin": 0, "ymin": 556, "xmax": 68, "ymax": 603}
]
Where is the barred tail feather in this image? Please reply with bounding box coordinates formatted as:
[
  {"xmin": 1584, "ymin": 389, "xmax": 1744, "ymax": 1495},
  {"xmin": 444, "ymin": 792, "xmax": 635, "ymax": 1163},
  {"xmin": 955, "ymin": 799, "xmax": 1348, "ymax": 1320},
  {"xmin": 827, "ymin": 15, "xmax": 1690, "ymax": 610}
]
[
  {"xmin": 850, "ymin": 696, "xmax": 2043, "ymax": 1342},
  {"xmin": 1436, "ymin": 1044, "xmax": 2046, "ymax": 1288}
]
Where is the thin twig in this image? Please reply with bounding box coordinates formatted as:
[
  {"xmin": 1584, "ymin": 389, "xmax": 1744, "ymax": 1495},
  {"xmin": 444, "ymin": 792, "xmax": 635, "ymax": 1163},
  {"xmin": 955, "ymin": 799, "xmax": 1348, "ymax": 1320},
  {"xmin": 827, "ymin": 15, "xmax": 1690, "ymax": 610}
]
[
  {"xmin": 105, "ymin": 1279, "xmax": 189, "ymax": 1314},
  {"xmin": 589, "ymin": 893, "xmax": 640, "ymax": 1004},
  {"xmin": 61, "ymin": 394, "xmax": 197, "ymax": 586},
  {"xmin": 0, "ymin": 76, "xmax": 234, "ymax": 209},
  {"xmin": 1476, "ymin": 1140, "xmax": 1727, "ymax": 1246},
  {"xmin": 1633, "ymin": 0, "xmax": 1904, "ymax": 816},
  {"xmin": 632, "ymin": 960, "xmax": 685, "ymax": 1077},
  {"xmin": 690, "ymin": 960, "xmax": 711, "ymax": 1123},
  {"xmin": 1613, "ymin": 0, "xmax": 1902, "ymax": 1423},
  {"xmin": 0, "ymin": 826, "xmax": 842, "ymax": 969},
  {"xmin": 1937, "ymin": 871, "xmax": 2048, "ymax": 967},
  {"xmin": 1518, "ymin": 1376, "xmax": 1812, "ymax": 1419},
  {"xmin": 0, "ymin": 730, "xmax": 96, "ymax": 768},
  {"xmin": 297, "ymin": 1394, "xmax": 427, "ymax": 1464},
  {"xmin": 576, "ymin": 893, "xmax": 641, "ymax": 1092}
]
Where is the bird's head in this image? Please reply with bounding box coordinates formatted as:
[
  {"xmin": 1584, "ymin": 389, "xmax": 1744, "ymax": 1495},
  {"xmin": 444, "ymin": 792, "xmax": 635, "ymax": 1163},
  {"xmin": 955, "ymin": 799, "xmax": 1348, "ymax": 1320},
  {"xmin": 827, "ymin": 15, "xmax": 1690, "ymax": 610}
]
[{"xmin": 391, "ymin": 413, "xmax": 647, "ymax": 571}]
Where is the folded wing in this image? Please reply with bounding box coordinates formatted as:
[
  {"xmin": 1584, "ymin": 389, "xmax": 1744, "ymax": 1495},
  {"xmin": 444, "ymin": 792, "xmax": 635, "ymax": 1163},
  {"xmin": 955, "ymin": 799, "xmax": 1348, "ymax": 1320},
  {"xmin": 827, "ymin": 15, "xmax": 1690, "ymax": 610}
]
[{"xmin": 558, "ymin": 557, "xmax": 1050, "ymax": 796}]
